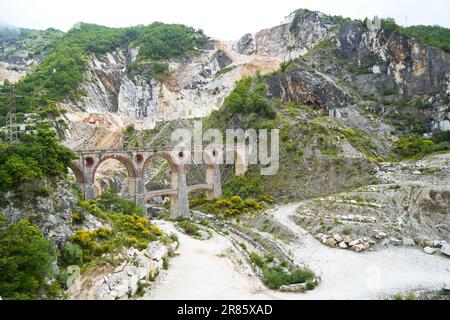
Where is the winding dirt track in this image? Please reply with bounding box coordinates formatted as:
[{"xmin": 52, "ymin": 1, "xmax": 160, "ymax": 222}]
[
  {"xmin": 143, "ymin": 221, "xmax": 277, "ymax": 300},
  {"xmin": 143, "ymin": 206, "xmax": 450, "ymax": 300},
  {"xmin": 271, "ymin": 203, "xmax": 450, "ymax": 299}
]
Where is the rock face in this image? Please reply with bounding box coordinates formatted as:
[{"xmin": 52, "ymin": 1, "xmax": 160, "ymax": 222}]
[
  {"xmin": 266, "ymin": 67, "xmax": 350, "ymax": 109},
  {"xmin": 63, "ymin": 46, "xmax": 230, "ymax": 125},
  {"xmin": 253, "ymin": 10, "xmax": 335, "ymax": 60},
  {"xmin": 336, "ymin": 24, "xmax": 450, "ymax": 100},
  {"xmin": 3, "ymin": 185, "xmax": 79, "ymax": 247},
  {"xmin": 68, "ymin": 241, "xmax": 176, "ymax": 300},
  {"xmin": 234, "ymin": 33, "xmax": 256, "ymax": 55},
  {"xmin": 67, "ymin": 48, "xmax": 161, "ymax": 119}
]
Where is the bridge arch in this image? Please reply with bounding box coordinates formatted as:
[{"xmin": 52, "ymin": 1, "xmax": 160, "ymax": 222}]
[
  {"xmin": 141, "ymin": 152, "xmax": 177, "ymax": 178},
  {"xmin": 91, "ymin": 155, "xmax": 138, "ymax": 198},
  {"xmin": 92, "ymin": 155, "xmax": 137, "ymax": 181},
  {"xmin": 69, "ymin": 161, "xmax": 86, "ymax": 184}
]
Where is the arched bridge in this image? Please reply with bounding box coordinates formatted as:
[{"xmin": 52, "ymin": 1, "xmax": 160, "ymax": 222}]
[{"xmin": 69, "ymin": 146, "xmax": 248, "ymax": 217}]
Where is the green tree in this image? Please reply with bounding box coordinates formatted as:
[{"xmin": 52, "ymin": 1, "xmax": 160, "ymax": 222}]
[{"xmin": 0, "ymin": 218, "xmax": 56, "ymax": 300}]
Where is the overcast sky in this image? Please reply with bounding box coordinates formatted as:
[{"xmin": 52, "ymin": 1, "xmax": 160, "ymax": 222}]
[{"xmin": 1, "ymin": 0, "xmax": 449, "ymax": 40}]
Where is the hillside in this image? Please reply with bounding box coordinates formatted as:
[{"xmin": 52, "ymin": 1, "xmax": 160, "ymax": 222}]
[{"xmin": 0, "ymin": 8, "xmax": 449, "ymax": 301}]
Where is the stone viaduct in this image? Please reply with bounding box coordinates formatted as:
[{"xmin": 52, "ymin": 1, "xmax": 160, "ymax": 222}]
[{"xmin": 69, "ymin": 146, "xmax": 248, "ymax": 217}]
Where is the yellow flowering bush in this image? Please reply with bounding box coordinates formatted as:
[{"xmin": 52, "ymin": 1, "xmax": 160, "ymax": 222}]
[{"xmin": 189, "ymin": 194, "xmax": 268, "ymax": 218}]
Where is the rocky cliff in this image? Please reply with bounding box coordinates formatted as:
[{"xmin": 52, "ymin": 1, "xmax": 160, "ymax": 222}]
[{"xmin": 9, "ymin": 9, "xmax": 435, "ymax": 151}]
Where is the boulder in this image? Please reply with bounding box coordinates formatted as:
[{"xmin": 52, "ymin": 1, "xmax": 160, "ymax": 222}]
[
  {"xmin": 349, "ymin": 239, "xmax": 362, "ymax": 247},
  {"xmin": 375, "ymin": 231, "xmax": 387, "ymax": 240},
  {"xmin": 424, "ymin": 246, "xmax": 437, "ymax": 255},
  {"xmin": 433, "ymin": 240, "xmax": 447, "ymax": 249},
  {"xmin": 137, "ymin": 268, "xmax": 148, "ymax": 280},
  {"xmin": 440, "ymin": 244, "xmax": 450, "ymax": 257},
  {"xmin": 92, "ymin": 284, "xmax": 114, "ymax": 300},
  {"xmin": 333, "ymin": 234, "xmax": 343, "ymax": 242},
  {"xmin": 146, "ymin": 242, "xmax": 168, "ymax": 261},
  {"xmin": 279, "ymin": 283, "xmax": 307, "ymax": 293},
  {"xmin": 128, "ymin": 275, "xmax": 139, "ymax": 297},
  {"xmin": 389, "ymin": 238, "xmax": 403, "ymax": 246},
  {"xmin": 339, "ymin": 242, "xmax": 348, "ymax": 249},
  {"xmin": 351, "ymin": 244, "xmax": 365, "ymax": 252},
  {"xmin": 325, "ymin": 238, "xmax": 337, "ymax": 247},
  {"xmin": 402, "ymin": 237, "xmax": 415, "ymax": 246},
  {"xmin": 315, "ymin": 233, "xmax": 324, "ymax": 240},
  {"xmin": 111, "ymin": 280, "xmax": 129, "ymax": 299},
  {"xmin": 342, "ymin": 235, "xmax": 352, "ymax": 244}
]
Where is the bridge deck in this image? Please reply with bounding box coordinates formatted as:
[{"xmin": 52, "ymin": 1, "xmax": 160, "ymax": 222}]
[{"xmin": 73, "ymin": 145, "xmax": 245, "ymax": 154}]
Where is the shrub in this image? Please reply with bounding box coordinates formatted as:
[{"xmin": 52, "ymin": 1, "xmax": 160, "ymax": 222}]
[
  {"xmin": 189, "ymin": 195, "xmax": 266, "ymax": 217},
  {"xmin": 163, "ymin": 256, "xmax": 169, "ymax": 270},
  {"xmin": 59, "ymin": 243, "xmax": 82, "ymax": 267},
  {"xmin": 381, "ymin": 87, "xmax": 398, "ymax": 96},
  {"xmin": 289, "ymin": 268, "xmax": 315, "ymax": 284},
  {"xmin": 67, "ymin": 204, "xmax": 163, "ymax": 266},
  {"xmin": 262, "ymin": 266, "xmax": 315, "ymax": 290},
  {"xmin": 0, "ymin": 129, "xmax": 75, "ymax": 205},
  {"xmin": 262, "ymin": 266, "xmax": 290, "ymax": 289},
  {"xmin": 222, "ymin": 77, "xmax": 276, "ymax": 119},
  {"xmin": 223, "ymin": 174, "xmax": 265, "ymax": 198},
  {"xmin": 342, "ymin": 227, "xmax": 352, "ymax": 235},
  {"xmin": 97, "ymin": 189, "xmax": 145, "ymax": 216},
  {"xmin": 0, "ymin": 219, "xmax": 56, "ymax": 300},
  {"xmin": 390, "ymin": 134, "xmax": 450, "ymax": 160},
  {"xmin": 176, "ymin": 220, "xmax": 200, "ymax": 237},
  {"xmin": 249, "ymin": 252, "xmax": 265, "ymax": 268}
]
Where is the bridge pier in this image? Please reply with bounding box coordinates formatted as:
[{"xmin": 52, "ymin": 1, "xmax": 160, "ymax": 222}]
[
  {"xmin": 170, "ymin": 165, "xmax": 189, "ymax": 218},
  {"xmin": 206, "ymin": 165, "xmax": 222, "ymax": 199},
  {"xmin": 84, "ymin": 174, "xmax": 96, "ymax": 201},
  {"xmin": 135, "ymin": 177, "xmax": 145, "ymax": 209}
]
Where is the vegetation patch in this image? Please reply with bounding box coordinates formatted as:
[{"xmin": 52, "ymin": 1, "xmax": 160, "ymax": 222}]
[
  {"xmin": 0, "ymin": 128, "xmax": 75, "ymax": 205},
  {"xmin": 190, "ymin": 195, "xmax": 267, "ymax": 218},
  {"xmin": 60, "ymin": 192, "xmax": 164, "ymax": 268},
  {"xmin": 0, "ymin": 217, "xmax": 57, "ymax": 300},
  {"xmin": 249, "ymin": 252, "xmax": 316, "ymax": 290},
  {"xmin": 389, "ymin": 132, "xmax": 450, "ymax": 160}
]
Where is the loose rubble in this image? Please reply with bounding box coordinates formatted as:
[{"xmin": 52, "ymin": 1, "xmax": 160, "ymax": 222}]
[
  {"xmin": 69, "ymin": 241, "xmax": 178, "ymax": 300},
  {"xmin": 315, "ymin": 230, "xmax": 450, "ymax": 257}
]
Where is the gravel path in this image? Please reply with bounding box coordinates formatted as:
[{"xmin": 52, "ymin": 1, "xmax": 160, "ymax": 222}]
[
  {"xmin": 142, "ymin": 221, "xmax": 278, "ymax": 300},
  {"xmin": 142, "ymin": 207, "xmax": 449, "ymax": 300},
  {"xmin": 271, "ymin": 203, "xmax": 450, "ymax": 300}
]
